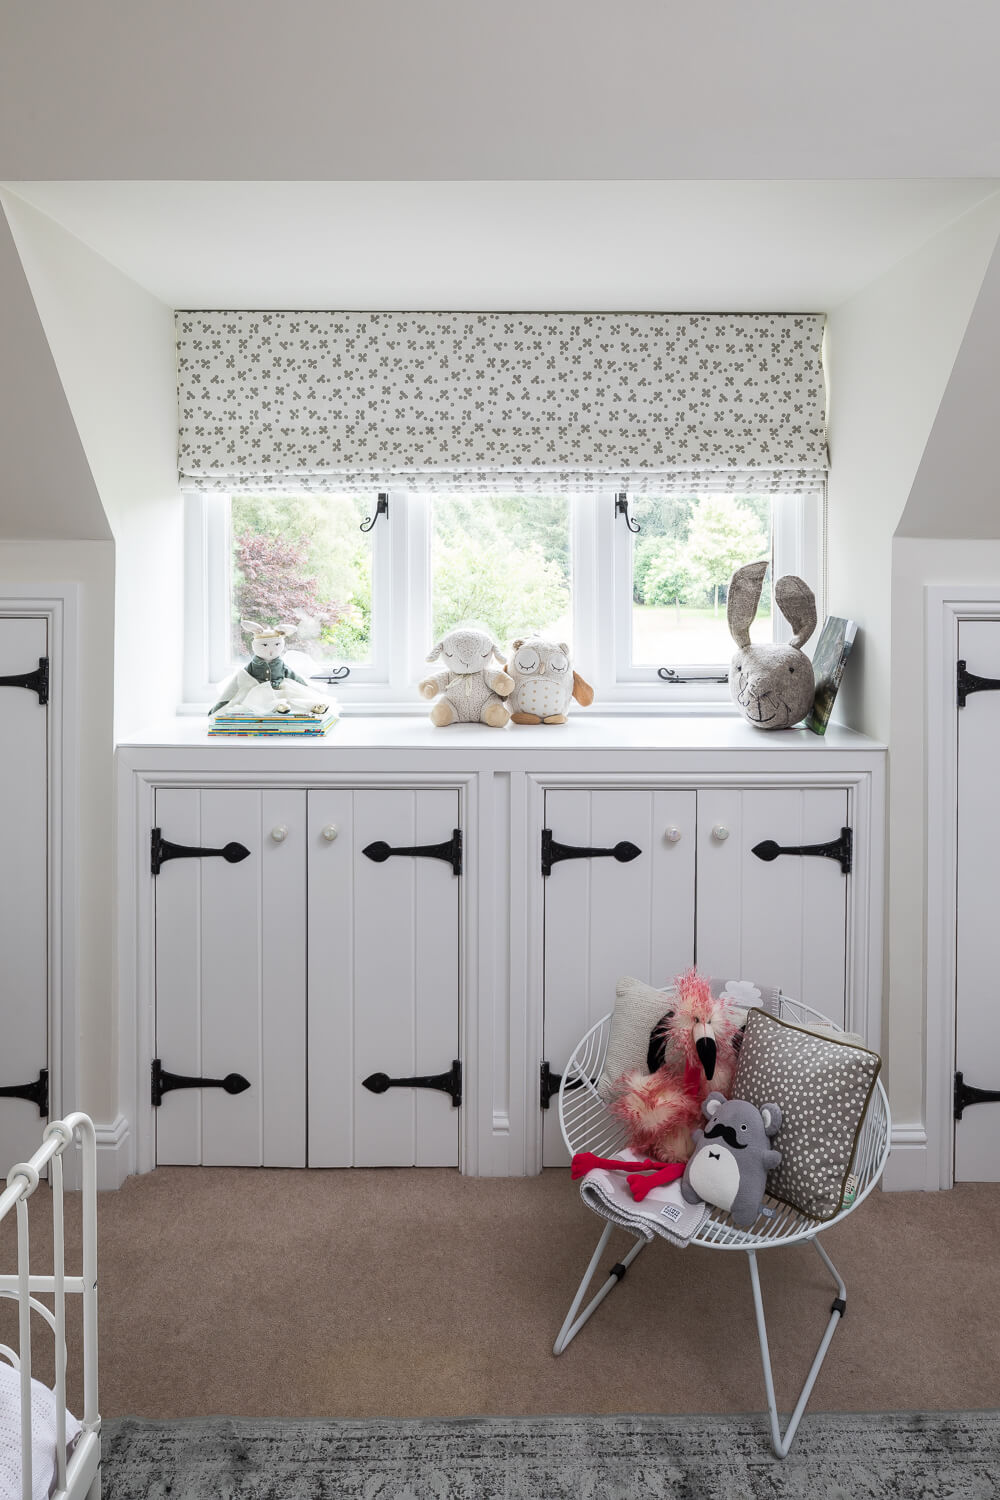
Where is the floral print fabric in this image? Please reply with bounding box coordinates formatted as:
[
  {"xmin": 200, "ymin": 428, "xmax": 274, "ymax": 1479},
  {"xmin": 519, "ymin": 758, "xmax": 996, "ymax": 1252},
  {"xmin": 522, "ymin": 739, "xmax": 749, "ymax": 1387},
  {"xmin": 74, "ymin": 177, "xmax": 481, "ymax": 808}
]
[{"xmin": 176, "ymin": 311, "xmax": 828, "ymax": 495}]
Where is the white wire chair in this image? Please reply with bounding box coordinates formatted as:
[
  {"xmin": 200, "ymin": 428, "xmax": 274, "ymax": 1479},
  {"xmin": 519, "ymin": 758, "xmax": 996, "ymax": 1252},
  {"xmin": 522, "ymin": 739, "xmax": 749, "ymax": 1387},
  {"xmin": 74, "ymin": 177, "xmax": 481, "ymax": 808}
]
[{"xmin": 553, "ymin": 995, "xmax": 891, "ymax": 1459}]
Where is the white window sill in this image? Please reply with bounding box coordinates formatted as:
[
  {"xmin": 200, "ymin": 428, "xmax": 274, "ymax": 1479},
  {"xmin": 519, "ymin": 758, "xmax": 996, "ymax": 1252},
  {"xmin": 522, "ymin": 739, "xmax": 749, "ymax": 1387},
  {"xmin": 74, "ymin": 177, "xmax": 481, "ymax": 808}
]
[{"xmin": 118, "ymin": 711, "xmax": 885, "ymax": 755}]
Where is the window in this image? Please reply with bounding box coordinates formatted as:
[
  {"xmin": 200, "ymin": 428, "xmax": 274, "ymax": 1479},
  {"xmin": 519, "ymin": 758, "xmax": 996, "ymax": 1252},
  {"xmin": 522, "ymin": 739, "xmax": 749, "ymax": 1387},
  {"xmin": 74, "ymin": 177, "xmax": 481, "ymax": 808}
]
[{"xmin": 184, "ymin": 488, "xmax": 822, "ymax": 709}]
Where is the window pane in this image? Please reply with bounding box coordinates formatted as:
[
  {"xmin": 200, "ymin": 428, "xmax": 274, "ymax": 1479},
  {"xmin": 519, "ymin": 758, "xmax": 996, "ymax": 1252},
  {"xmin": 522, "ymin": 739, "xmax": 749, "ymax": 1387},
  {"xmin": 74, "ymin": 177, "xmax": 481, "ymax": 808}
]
[
  {"xmin": 430, "ymin": 495, "xmax": 572, "ymax": 646},
  {"xmin": 630, "ymin": 495, "xmax": 772, "ymax": 667},
  {"xmin": 229, "ymin": 494, "xmax": 374, "ymax": 664}
]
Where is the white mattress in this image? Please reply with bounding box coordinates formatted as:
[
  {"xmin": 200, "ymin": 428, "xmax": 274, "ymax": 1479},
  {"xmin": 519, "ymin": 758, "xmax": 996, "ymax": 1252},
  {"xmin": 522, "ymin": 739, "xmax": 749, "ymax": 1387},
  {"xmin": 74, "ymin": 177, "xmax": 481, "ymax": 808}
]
[{"xmin": 0, "ymin": 1363, "xmax": 81, "ymax": 1500}]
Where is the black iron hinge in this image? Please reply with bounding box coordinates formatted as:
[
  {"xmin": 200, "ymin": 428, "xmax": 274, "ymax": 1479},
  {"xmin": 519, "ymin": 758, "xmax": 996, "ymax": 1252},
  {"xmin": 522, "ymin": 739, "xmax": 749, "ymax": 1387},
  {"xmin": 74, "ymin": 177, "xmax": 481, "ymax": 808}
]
[
  {"xmin": 363, "ymin": 828, "xmax": 463, "ymax": 876},
  {"xmin": 539, "ymin": 1061, "xmax": 563, "ymax": 1110},
  {"xmin": 0, "ymin": 1068, "xmax": 48, "ymax": 1116},
  {"xmin": 751, "ymin": 826, "xmax": 853, "ymax": 876},
  {"xmin": 0, "ymin": 657, "xmax": 49, "ymax": 704},
  {"xmin": 151, "ymin": 1059, "xmax": 251, "ymax": 1107},
  {"xmin": 541, "ymin": 829, "xmax": 641, "ymax": 877},
  {"xmin": 954, "ymin": 1070, "xmax": 1000, "ymax": 1121},
  {"xmin": 957, "ymin": 659, "xmax": 1000, "ymax": 708},
  {"xmin": 151, "ymin": 828, "xmax": 251, "ymax": 876},
  {"xmin": 362, "ymin": 1059, "xmax": 462, "ymax": 1108}
]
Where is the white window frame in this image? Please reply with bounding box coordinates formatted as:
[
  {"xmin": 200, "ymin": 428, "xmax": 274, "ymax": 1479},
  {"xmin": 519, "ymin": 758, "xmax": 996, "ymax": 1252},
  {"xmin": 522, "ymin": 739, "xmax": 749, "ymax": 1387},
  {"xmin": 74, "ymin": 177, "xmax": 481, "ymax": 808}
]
[{"xmin": 183, "ymin": 487, "xmax": 824, "ymax": 713}]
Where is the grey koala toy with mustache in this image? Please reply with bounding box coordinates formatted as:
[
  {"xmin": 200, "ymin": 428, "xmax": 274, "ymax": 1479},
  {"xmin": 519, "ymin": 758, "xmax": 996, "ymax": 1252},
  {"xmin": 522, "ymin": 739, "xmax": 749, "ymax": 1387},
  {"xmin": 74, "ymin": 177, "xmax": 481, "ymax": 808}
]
[
  {"xmin": 680, "ymin": 1091, "xmax": 782, "ymax": 1229},
  {"xmin": 728, "ymin": 559, "xmax": 817, "ymax": 728}
]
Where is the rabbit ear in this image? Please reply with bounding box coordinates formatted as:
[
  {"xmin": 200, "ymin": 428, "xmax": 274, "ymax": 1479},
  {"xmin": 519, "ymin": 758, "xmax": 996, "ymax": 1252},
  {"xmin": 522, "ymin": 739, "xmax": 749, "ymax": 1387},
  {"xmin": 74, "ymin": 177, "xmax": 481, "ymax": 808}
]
[
  {"xmin": 774, "ymin": 576, "xmax": 817, "ymax": 649},
  {"xmin": 727, "ymin": 561, "xmax": 768, "ymax": 650}
]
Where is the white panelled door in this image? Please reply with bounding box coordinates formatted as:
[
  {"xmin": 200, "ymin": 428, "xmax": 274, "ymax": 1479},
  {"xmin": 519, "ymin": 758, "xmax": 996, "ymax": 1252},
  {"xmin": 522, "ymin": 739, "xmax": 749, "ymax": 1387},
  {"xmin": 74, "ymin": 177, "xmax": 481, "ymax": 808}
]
[
  {"xmin": 695, "ymin": 788, "xmax": 849, "ymax": 1027},
  {"xmin": 955, "ymin": 621, "xmax": 1000, "ymax": 1181},
  {"xmin": 154, "ymin": 788, "xmax": 307, "ymax": 1166},
  {"xmin": 0, "ymin": 617, "xmax": 49, "ymax": 1170},
  {"xmin": 307, "ymin": 789, "xmax": 461, "ymax": 1168},
  {"xmin": 541, "ymin": 789, "xmax": 697, "ymax": 1165}
]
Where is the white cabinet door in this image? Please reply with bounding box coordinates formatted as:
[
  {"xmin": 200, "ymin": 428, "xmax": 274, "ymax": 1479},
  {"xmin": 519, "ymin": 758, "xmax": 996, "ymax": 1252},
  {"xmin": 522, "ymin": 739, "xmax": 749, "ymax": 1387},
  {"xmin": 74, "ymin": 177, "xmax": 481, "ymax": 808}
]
[
  {"xmin": 307, "ymin": 789, "xmax": 461, "ymax": 1167},
  {"xmin": 695, "ymin": 787, "xmax": 849, "ymax": 1026},
  {"xmin": 154, "ymin": 788, "xmax": 307, "ymax": 1166},
  {"xmin": 955, "ymin": 620, "xmax": 1000, "ymax": 1181},
  {"xmin": 0, "ymin": 618, "xmax": 49, "ymax": 1170},
  {"xmin": 541, "ymin": 788, "xmax": 697, "ymax": 1165}
]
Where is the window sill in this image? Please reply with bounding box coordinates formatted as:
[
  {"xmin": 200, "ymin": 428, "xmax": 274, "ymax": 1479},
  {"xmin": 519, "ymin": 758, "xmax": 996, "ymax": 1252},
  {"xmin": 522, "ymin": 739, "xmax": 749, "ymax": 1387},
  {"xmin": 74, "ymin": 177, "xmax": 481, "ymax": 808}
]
[{"xmin": 118, "ymin": 712, "xmax": 885, "ymax": 756}]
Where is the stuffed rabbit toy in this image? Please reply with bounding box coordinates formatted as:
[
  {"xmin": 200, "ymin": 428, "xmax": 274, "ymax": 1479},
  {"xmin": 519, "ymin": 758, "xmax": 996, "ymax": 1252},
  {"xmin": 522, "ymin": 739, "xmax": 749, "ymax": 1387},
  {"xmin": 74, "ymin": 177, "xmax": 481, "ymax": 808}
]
[{"xmin": 727, "ymin": 560, "xmax": 817, "ymax": 729}]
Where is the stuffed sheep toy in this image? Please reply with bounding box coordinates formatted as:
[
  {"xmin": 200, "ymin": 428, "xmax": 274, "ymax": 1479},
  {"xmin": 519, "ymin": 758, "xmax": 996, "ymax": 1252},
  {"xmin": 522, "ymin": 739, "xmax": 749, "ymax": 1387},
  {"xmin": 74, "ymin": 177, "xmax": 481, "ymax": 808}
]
[
  {"xmin": 210, "ymin": 621, "xmax": 330, "ymax": 717},
  {"xmin": 419, "ymin": 627, "xmax": 514, "ymax": 727},
  {"xmin": 727, "ymin": 560, "xmax": 817, "ymax": 729},
  {"xmin": 507, "ymin": 637, "xmax": 594, "ymax": 724},
  {"xmin": 680, "ymin": 1092, "xmax": 782, "ymax": 1230}
]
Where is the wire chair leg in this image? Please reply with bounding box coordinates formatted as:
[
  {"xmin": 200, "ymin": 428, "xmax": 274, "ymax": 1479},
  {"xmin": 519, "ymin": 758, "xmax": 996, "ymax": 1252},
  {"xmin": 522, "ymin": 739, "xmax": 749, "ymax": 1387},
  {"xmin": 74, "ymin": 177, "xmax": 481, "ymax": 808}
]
[
  {"xmin": 553, "ymin": 1221, "xmax": 647, "ymax": 1355},
  {"xmin": 746, "ymin": 1240, "xmax": 847, "ymax": 1459}
]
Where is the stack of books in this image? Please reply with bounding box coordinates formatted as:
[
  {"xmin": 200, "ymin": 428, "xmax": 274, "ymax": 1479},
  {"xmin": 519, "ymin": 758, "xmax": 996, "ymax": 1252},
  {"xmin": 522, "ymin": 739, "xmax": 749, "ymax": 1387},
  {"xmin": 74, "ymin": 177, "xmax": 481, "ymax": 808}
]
[{"xmin": 209, "ymin": 706, "xmax": 340, "ymax": 738}]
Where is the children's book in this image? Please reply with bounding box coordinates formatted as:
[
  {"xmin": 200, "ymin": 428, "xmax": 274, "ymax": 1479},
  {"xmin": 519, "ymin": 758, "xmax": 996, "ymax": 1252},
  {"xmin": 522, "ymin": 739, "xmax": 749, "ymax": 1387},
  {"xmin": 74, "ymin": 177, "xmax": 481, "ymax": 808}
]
[{"xmin": 806, "ymin": 617, "xmax": 858, "ymax": 735}]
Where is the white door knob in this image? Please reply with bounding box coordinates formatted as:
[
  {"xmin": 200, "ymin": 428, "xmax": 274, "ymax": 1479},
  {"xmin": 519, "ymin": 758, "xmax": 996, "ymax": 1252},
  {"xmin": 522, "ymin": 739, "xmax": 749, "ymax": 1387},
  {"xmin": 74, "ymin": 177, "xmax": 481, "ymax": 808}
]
[
  {"xmin": 270, "ymin": 825, "xmax": 288, "ymax": 843},
  {"xmin": 711, "ymin": 825, "xmax": 730, "ymax": 842},
  {"xmin": 322, "ymin": 825, "xmax": 339, "ymax": 841},
  {"xmin": 664, "ymin": 826, "xmax": 682, "ymax": 844}
]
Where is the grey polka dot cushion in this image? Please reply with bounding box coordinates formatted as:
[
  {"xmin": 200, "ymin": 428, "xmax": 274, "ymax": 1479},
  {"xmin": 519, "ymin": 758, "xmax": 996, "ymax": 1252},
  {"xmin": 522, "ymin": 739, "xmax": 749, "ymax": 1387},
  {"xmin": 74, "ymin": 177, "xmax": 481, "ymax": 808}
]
[{"xmin": 732, "ymin": 1009, "xmax": 882, "ymax": 1221}]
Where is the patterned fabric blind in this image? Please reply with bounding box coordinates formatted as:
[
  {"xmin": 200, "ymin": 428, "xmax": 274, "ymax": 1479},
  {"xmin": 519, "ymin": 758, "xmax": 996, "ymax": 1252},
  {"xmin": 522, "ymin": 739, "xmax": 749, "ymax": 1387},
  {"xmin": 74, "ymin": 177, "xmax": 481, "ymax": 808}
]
[{"xmin": 176, "ymin": 310, "xmax": 828, "ymax": 496}]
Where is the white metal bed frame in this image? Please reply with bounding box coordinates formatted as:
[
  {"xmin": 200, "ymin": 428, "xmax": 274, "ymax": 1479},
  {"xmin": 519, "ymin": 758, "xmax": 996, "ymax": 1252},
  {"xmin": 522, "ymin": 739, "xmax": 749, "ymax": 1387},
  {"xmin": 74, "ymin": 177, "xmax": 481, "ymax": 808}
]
[
  {"xmin": 0, "ymin": 1114, "xmax": 100, "ymax": 1500},
  {"xmin": 554, "ymin": 998, "xmax": 891, "ymax": 1459}
]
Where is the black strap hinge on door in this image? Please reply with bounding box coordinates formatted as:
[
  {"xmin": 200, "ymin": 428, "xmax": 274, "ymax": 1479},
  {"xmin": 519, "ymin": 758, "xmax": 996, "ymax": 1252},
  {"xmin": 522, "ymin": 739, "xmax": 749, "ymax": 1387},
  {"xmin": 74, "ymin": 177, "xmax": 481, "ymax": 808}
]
[
  {"xmin": 0, "ymin": 657, "xmax": 49, "ymax": 704},
  {"xmin": 957, "ymin": 659, "xmax": 1000, "ymax": 708},
  {"xmin": 954, "ymin": 1071, "xmax": 1000, "ymax": 1120},
  {"xmin": 151, "ymin": 1059, "xmax": 251, "ymax": 1107},
  {"xmin": 539, "ymin": 1062, "xmax": 562, "ymax": 1110},
  {"xmin": 541, "ymin": 829, "xmax": 641, "ymax": 877},
  {"xmin": 751, "ymin": 826, "xmax": 853, "ymax": 876},
  {"xmin": 150, "ymin": 828, "xmax": 251, "ymax": 876},
  {"xmin": 362, "ymin": 1059, "xmax": 462, "ymax": 1108},
  {"xmin": 0, "ymin": 1069, "xmax": 48, "ymax": 1116},
  {"xmin": 362, "ymin": 829, "xmax": 463, "ymax": 876}
]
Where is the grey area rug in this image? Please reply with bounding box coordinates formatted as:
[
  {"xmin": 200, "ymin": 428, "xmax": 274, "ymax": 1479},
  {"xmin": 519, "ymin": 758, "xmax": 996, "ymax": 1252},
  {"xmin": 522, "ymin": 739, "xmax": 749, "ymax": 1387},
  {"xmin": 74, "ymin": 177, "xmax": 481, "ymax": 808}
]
[{"xmin": 100, "ymin": 1411, "xmax": 1000, "ymax": 1500}]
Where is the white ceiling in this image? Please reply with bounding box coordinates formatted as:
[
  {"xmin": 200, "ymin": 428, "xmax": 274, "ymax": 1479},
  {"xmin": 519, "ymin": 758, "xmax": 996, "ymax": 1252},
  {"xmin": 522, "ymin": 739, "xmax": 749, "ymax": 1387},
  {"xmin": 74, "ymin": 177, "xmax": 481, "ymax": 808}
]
[{"xmin": 4, "ymin": 180, "xmax": 998, "ymax": 311}]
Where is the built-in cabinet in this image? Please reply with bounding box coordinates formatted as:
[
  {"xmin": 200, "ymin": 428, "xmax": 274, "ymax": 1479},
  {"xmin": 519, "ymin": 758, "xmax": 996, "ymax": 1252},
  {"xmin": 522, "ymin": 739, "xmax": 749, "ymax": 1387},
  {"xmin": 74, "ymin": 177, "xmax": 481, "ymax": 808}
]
[
  {"xmin": 120, "ymin": 719, "xmax": 885, "ymax": 1179},
  {"xmin": 153, "ymin": 786, "xmax": 460, "ymax": 1167},
  {"xmin": 0, "ymin": 615, "xmax": 50, "ymax": 1171}
]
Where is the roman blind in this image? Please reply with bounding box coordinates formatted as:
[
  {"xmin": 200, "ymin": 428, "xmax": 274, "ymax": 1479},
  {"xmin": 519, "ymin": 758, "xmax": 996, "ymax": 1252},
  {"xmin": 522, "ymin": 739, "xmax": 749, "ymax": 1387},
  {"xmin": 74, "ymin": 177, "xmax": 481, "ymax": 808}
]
[{"xmin": 176, "ymin": 310, "xmax": 828, "ymax": 495}]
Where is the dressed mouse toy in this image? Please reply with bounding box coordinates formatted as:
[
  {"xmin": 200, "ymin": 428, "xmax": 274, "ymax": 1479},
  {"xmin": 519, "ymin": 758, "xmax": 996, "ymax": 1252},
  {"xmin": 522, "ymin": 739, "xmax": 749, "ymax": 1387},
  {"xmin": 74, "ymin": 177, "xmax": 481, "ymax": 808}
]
[
  {"xmin": 680, "ymin": 1092, "xmax": 782, "ymax": 1230},
  {"xmin": 210, "ymin": 620, "xmax": 330, "ymax": 717}
]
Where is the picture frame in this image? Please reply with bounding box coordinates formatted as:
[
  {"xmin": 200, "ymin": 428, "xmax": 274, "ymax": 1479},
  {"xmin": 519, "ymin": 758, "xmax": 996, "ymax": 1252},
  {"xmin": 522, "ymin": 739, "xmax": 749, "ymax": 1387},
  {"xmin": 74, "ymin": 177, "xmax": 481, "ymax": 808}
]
[{"xmin": 806, "ymin": 616, "xmax": 858, "ymax": 735}]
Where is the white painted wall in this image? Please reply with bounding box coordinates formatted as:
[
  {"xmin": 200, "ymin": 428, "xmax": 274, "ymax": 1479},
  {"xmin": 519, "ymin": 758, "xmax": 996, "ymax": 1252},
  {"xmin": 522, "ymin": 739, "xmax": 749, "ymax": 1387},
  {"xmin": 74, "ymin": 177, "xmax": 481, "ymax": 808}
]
[
  {"xmin": 825, "ymin": 191, "xmax": 1000, "ymax": 744},
  {"xmin": 0, "ymin": 190, "xmax": 183, "ymax": 738},
  {"xmin": 0, "ymin": 541, "xmax": 116, "ymax": 1122},
  {"xmin": 0, "ymin": 211, "xmax": 109, "ymax": 541},
  {"xmin": 2, "ymin": 2, "xmax": 1000, "ymax": 179}
]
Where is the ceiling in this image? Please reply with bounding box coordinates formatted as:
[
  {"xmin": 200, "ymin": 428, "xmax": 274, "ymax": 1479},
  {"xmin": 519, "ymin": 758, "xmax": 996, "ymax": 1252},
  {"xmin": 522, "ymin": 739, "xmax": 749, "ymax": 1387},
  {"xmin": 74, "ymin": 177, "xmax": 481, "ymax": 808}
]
[{"xmin": 4, "ymin": 180, "xmax": 998, "ymax": 312}]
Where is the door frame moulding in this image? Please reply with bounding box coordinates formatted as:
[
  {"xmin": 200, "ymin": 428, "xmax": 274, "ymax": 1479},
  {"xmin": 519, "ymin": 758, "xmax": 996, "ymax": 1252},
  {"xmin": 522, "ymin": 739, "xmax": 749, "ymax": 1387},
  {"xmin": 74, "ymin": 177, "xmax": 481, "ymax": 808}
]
[
  {"xmin": 519, "ymin": 767, "xmax": 884, "ymax": 1175},
  {"xmin": 924, "ymin": 586, "xmax": 1000, "ymax": 1190},
  {"xmin": 117, "ymin": 764, "xmax": 482, "ymax": 1178},
  {"xmin": 0, "ymin": 586, "xmax": 81, "ymax": 1164}
]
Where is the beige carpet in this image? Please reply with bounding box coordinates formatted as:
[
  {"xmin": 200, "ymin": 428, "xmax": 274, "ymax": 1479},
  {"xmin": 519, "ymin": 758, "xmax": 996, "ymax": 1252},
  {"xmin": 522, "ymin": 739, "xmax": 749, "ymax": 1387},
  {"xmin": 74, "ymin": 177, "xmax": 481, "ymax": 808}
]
[{"xmin": 3, "ymin": 1168, "xmax": 998, "ymax": 1420}]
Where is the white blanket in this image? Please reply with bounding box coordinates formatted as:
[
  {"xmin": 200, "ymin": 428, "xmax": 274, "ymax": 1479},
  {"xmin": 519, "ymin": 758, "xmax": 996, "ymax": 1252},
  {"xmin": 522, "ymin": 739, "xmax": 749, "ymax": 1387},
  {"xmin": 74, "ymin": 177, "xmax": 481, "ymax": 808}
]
[
  {"xmin": 579, "ymin": 1151, "xmax": 708, "ymax": 1248},
  {"xmin": 0, "ymin": 1363, "xmax": 80, "ymax": 1500}
]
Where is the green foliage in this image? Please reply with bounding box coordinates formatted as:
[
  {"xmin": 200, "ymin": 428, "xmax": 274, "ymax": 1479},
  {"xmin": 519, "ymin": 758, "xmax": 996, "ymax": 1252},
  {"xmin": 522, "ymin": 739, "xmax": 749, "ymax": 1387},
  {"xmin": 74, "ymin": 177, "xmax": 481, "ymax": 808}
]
[
  {"xmin": 633, "ymin": 536, "xmax": 700, "ymax": 607},
  {"xmin": 684, "ymin": 496, "xmax": 769, "ymax": 596},
  {"xmin": 431, "ymin": 495, "xmax": 571, "ymax": 643}
]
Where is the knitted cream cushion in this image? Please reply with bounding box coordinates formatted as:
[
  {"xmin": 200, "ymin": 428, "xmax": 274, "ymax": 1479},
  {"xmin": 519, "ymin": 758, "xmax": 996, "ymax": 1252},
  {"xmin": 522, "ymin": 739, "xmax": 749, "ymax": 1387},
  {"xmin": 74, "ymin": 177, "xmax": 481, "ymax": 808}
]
[{"xmin": 732, "ymin": 1008, "xmax": 881, "ymax": 1221}]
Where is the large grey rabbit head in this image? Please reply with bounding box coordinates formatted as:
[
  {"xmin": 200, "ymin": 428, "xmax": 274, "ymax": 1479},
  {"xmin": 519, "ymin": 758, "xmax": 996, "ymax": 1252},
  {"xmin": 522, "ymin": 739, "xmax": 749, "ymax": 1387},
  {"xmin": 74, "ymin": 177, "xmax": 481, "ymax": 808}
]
[
  {"xmin": 426, "ymin": 626, "xmax": 506, "ymax": 675},
  {"xmin": 727, "ymin": 561, "xmax": 816, "ymax": 729}
]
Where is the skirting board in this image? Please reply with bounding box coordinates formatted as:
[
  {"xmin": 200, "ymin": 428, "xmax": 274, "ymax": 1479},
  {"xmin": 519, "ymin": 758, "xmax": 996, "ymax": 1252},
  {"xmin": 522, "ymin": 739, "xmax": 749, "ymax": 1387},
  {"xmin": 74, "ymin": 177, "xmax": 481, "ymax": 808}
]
[
  {"xmin": 883, "ymin": 1124, "xmax": 930, "ymax": 1191},
  {"xmin": 95, "ymin": 1115, "xmax": 131, "ymax": 1191}
]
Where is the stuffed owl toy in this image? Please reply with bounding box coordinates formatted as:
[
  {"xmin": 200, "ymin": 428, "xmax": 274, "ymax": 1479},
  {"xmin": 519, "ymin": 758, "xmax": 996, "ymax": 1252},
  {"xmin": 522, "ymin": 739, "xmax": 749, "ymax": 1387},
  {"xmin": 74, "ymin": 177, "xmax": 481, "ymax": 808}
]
[{"xmin": 506, "ymin": 637, "xmax": 594, "ymax": 724}]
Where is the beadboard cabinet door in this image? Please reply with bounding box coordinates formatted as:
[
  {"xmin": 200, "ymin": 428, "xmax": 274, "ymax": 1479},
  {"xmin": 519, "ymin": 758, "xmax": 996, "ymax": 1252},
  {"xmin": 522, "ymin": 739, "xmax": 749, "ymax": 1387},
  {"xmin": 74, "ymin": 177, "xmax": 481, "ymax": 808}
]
[
  {"xmin": 307, "ymin": 789, "xmax": 461, "ymax": 1168},
  {"xmin": 695, "ymin": 787, "xmax": 849, "ymax": 1027},
  {"xmin": 541, "ymin": 788, "xmax": 697, "ymax": 1166},
  {"xmin": 153, "ymin": 788, "xmax": 307, "ymax": 1166},
  {"xmin": 0, "ymin": 616, "xmax": 49, "ymax": 1171}
]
